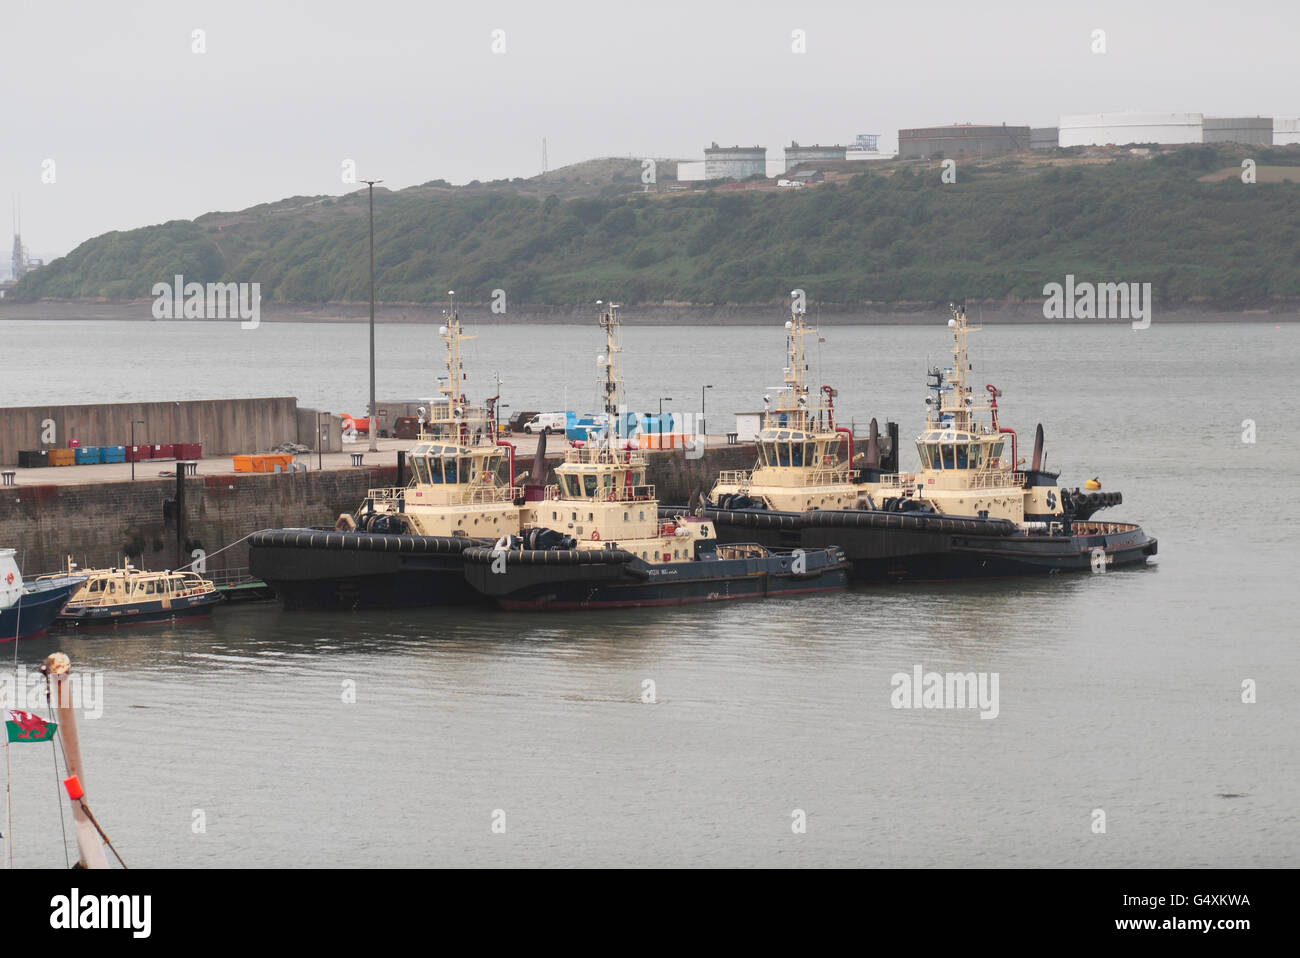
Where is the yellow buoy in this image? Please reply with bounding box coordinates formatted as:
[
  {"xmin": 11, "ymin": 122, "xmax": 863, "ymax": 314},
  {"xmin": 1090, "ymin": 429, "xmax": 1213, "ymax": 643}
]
[{"xmin": 1085, "ymin": 478, "xmax": 1101, "ymax": 490}]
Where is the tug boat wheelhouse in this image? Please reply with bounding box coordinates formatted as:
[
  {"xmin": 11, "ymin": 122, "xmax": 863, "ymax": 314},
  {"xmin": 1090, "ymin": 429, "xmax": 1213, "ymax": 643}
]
[
  {"xmin": 702, "ymin": 304, "xmax": 1157, "ymax": 580},
  {"xmin": 249, "ymin": 296, "xmax": 525, "ymax": 610},
  {"xmin": 47, "ymin": 561, "xmax": 221, "ymax": 627},
  {"xmin": 461, "ymin": 301, "xmax": 850, "ymax": 609}
]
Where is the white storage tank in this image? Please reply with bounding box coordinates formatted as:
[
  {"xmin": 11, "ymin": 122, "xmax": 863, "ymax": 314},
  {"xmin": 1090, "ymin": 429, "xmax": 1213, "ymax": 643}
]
[
  {"xmin": 675, "ymin": 161, "xmax": 706, "ymax": 182},
  {"xmin": 1275, "ymin": 117, "xmax": 1300, "ymax": 146},
  {"xmin": 1059, "ymin": 112, "xmax": 1203, "ymax": 147}
]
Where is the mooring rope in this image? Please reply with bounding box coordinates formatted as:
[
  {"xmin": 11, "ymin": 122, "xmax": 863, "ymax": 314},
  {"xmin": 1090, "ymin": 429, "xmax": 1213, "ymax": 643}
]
[{"xmin": 172, "ymin": 529, "xmax": 261, "ymax": 573}]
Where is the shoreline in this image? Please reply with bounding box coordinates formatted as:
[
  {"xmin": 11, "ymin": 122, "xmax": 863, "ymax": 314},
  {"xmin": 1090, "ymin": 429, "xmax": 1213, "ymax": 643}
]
[{"xmin": 1, "ymin": 300, "xmax": 1296, "ymax": 325}]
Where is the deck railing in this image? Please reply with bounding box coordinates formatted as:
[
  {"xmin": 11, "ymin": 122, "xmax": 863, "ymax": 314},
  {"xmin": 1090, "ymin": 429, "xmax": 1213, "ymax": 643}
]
[
  {"xmin": 544, "ymin": 483, "xmax": 657, "ymax": 503},
  {"xmin": 872, "ymin": 470, "xmax": 1025, "ymax": 490},
  {"xmin": 368, "ymin": 485, "xmax": 519, "ymax": 506}
]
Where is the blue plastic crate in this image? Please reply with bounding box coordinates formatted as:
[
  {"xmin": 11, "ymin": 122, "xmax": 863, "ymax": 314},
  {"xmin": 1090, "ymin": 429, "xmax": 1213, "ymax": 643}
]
[
  {"xmin": 74, "ymin": 447, "xmax": 101, "ymax": 465},
  {"xmin": 99, "ymin": 445, "xmax": 126, "ymax": 464}
]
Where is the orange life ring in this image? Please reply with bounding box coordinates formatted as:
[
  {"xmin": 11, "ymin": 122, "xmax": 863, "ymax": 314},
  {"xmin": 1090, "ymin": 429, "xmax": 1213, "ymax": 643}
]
[{"xmin": 591, "ymin": 530, "xmax": 601, "ymax": 541}]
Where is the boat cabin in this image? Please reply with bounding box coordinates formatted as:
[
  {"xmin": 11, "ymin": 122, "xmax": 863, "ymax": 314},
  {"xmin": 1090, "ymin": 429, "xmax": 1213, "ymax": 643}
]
[
  {"xmin": 66, "ymin": 568, "xmax": 214, "ymax": 607},
  {"xmin": 915, "ymin": 430, "xmax": 1006, "ymax": 473},
  {"xmin": 756, "ymin": 428, "xmax": 840, "ymax": 469}
]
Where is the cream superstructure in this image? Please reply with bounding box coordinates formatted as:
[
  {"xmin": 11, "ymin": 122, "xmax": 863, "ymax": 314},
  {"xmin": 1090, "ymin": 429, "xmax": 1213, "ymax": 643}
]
[
  {"xmin": 857, "ymin": 305, "xmax": 1066, "ymax": 527},
  {"xmin": 522, "ymin": 301, "xmax": 716, "ymax": 562},
  {"xmin": 707, "ymin": 302, "xmax": 862, "ymax": 511},
  {"xmin": 355, "ymin": 295, "xmax": 524, "ymax": 538}
]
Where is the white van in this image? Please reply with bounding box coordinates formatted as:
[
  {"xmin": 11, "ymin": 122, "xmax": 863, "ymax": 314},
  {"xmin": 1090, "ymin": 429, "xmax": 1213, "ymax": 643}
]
[{"xmin": 523, "ymin": 412, "xmax": 567, "ymax": 435}]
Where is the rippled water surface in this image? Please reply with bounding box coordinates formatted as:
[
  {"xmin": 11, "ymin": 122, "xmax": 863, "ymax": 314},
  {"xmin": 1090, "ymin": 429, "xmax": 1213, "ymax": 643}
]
[{"xmin": 2, "ymin": 317, "xmax": 1296, "ymax": 866}]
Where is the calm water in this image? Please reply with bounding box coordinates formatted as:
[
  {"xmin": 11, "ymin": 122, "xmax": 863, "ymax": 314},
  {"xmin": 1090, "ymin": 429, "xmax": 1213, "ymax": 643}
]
[{"xmin": 2, "ymin": 317, "xmax": 1297, "ymax": 867}]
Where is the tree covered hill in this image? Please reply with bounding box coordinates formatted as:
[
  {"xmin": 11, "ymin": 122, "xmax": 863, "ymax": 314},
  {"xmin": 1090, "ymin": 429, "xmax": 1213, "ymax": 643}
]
[{"xmin": 13, "ymin": 146, "xmax": 1300, "ymax": 308}]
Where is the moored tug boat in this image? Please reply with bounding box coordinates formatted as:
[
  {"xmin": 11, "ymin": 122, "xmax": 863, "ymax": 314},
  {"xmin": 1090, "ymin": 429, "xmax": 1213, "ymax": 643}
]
[
  {"xmin": 701, "ymin": 304, "xmax": 1157, "ymax": 580},
  {"xmin": 249, "ymin": 295, "xmax": 526, "ymax": 610},
  {"xmin": 461, "ymin": 301, "xmax": 850, "ymax": 609},
  {"xmin": 707, "ymin": 300, "xmax": 866, "ymax": 512},
  {"xmin": 48, "ymin": 561, "xmax": 221, "ymax": 627}
]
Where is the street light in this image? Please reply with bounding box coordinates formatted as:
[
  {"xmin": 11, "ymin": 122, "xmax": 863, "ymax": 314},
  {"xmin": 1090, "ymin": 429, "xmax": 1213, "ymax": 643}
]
[
  {"xmin": 494, "ymin": 370, "xmax": 504, "ymax": 437},
  {"xmin": 361, "ymin": 178, "xmax": 383, "ymax": 453},
  {"xmin": 130, "ymin": 419, "xmax": 144, "ymax": 481},
  {"xmin": 701, "ymin": 384, "xmax": 713, "ymax": 438},
  {"xmin": 318, "ymin": 411, "xmax": 330, "ymax": 470},
  {"xmin": 658, "ymin": 397, "xmax": 672, "ymax": 438}
]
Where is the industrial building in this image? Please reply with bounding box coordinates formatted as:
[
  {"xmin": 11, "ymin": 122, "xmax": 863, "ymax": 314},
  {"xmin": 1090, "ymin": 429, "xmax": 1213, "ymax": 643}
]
[
  {"xmin": 703, "ymin": 143, "xmax": 767, "ymax": 180},
  {"xmin": 897, "ymin": 124, "xmax": 1031, "ymax": 159},
  {"xmin": 783, "ymin": 142, "xmax": 846, "ymax": 169},
  {"xmin": 1030, "ymin": 127, "xmax": 1059, "ymax": 150},
  {"xmin": 1058, "ymin": 112, "xmax": 1202, "ymax": 147},
  {"xmin": 1275, "ymin": 117, "xmax": 1300, "ymax": 146},
  {"xmin": 1203, "ymin": 117, "xmax": 1273, "ymax": 145}
]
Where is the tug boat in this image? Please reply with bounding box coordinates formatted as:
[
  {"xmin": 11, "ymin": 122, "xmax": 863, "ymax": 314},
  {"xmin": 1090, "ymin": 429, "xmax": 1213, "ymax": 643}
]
[
  {"xmin": 708, "ymin": 301, "xmax": 869, "ymax": 512},
  {"xmin": 701, "ymin": 304, "xmax": 1157, "ymax": 580},
  {"xmin": 461, "ymin": 301, "xmax": 850, "ymax": 609},
  {"xmin": 248, "ymin": 296, "xmax": 527, "ymax": 610},
  {"xmin": 0, "ymin": 549, "xmax": 85, "ymax": 642},
  {"xmin": 49, "ymin": 561, "xmax": 221, "ymax": 627}
]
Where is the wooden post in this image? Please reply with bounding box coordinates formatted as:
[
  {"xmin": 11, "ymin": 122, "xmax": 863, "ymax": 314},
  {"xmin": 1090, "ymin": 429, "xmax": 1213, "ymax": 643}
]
[{"xmin": 44, "ymin": 653, "xmax": 108, "ymax": 869}]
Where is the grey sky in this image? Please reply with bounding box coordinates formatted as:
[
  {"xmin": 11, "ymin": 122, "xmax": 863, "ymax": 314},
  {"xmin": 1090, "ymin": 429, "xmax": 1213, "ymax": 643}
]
[{"xmin": 6, "ymin": 0, "xmax": 1296, "ymax": 259}]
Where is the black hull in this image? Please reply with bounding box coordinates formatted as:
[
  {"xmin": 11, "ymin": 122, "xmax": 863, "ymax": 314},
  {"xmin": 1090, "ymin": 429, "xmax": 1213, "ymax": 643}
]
[
  {"xmin": 462, "ymin": 546, "xmax": 850, "ymax": 610},
  {"xmin": 701, "ymin": 507, "xmax": 1157, "ymax": 582},
  {"xmin": 248, "ymin": 529, "xmax": 490, "ymax": 611}
]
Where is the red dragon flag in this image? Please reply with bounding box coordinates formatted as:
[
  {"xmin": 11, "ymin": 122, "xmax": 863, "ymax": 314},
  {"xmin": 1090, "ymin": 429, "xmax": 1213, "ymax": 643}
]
[{"xmin": 4, "ymin": 709, "xmax": 58, "ymax": 744}]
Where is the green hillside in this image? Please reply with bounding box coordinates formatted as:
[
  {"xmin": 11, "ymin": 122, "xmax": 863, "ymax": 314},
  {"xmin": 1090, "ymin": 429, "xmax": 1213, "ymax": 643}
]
[{"xmin": 13, "ymin": 146, "xmax": 1300, "ymax": 307}]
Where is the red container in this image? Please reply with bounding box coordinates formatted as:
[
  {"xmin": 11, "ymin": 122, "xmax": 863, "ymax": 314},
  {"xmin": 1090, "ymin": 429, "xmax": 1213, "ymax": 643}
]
[
  {"xmin": 68, "ymin": 439, "xmax": 81, "ymax": 449},
  {"xmin": 153, "ymin": 443, "xmax": 175, "ymax": 460},
  {"xmin": 175, "ymin": 442, "xmax": 202, "ymax": 459},
  {"xmin": 125, "ymin": 445, "xmax": 150, "ymax": 462}
]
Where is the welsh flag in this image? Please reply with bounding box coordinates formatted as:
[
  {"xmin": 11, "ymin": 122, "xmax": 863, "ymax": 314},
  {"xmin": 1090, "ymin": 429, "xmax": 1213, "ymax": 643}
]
[{"xmin": 4, "ymin": 709, "xmax": 57, "ymax": 744}]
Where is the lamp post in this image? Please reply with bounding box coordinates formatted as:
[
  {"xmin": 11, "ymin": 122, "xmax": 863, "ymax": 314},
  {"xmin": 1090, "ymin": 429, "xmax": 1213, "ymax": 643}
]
[
  {"xmin": 130, "ymin": 419, "xmax": 144, "ymax": 481},
  {"xmin": 658, "ymin": 397, "xmax": 672, "ymax": 439},
  {"xmin": 318, "ymin": 411, "xmax": 330, "ymax": 471},
  {"xmin": 361, "ymin": 178, "xmax": 382, "ymax": 453},
  {"xmin": 495, "ymin": 371, "xmax": 504, "ymax": 437},
  {"xmin": 700, "ymin": 384, "xmax": 713, "ymax": 439}
]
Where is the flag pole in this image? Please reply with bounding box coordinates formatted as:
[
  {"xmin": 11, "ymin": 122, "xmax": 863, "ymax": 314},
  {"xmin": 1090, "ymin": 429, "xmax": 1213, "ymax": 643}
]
[{"xmin": 43, "ymin": 653, "xmax": 108, "ymax": 869}]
